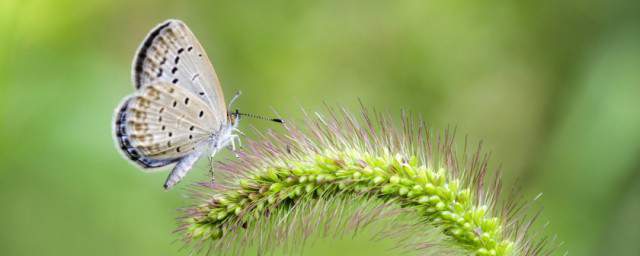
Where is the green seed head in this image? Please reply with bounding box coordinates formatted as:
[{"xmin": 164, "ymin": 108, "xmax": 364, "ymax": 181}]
[{"xmin": 178, "ymin": 108, "xmax": 555, "ymax": 255}]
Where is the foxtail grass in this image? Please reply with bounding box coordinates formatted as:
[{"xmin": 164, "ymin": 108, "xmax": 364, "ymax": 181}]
[{"xmin": 176, "ymin": 107, "xmax": 556, "ymax": 255}]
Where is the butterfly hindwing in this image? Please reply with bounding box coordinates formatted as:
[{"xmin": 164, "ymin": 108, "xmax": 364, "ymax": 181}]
[
  {"xmin": 114, "ymin": 82, "xmax": 217, "ymax": 171},
  {"xmin": 132, "ymin": 19, "xmax": 227, "ymax": 126}
]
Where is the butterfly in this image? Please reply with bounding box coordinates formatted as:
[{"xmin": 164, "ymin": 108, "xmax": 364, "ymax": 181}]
[{"xmin": 113, "ymin": 19, "xmax": 280, "ymax": 189}]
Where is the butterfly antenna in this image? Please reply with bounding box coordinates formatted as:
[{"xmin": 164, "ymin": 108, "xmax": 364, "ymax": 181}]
[
  {"xmin": 228, "ymin": 91, "xmax": 242, "ymax": 109},
  {"xmin": 236, "ymin": 110, "xmax": 284, "ymax": 124}
]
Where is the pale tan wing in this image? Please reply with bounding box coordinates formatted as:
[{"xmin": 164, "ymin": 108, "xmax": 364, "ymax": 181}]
[
  {"xmin": 131, "ymin": 19, "xmax": 227, "ymax": 126},
  {"xmin": 114, "ymin": 82, "xmax": 217, "ymax": 171}
]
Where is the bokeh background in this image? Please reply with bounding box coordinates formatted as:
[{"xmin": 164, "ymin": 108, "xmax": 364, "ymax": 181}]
[{"xmin": 1, "ymin": 0, "xmax": 639, "ymax": 255}]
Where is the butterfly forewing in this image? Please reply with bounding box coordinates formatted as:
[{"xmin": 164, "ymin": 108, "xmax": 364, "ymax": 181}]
[
  {"xmin": 132, "ymin": 19, "xmax": 227, "ymax": 125},
  {"xmin": 115, "ymin": 82, "xmax": 217, "ymax": 171}
]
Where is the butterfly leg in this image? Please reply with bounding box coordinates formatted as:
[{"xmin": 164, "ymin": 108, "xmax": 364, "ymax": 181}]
[
  {"xmin": 230, "ymin": 136, "xmax": 236, "ymax": 151},
  {"xmin": 233, "ymin": 128, "xmax": 246, "ymax": 136},
  {"xmin": 231, "ymin": 128, "xmax": 244, "ymax": 149},
  {"xmin": 228, "ymin": 134, "xmax": 241, "ymax": 158},
  {"xmin": 207, "ymin": 146, "xmax": 220, "ymax": 183},
  {"xmin": 236, "ymin": 134, "xmax": 243, "ymax": 148},
  {"xmin": 208, "ymin": 156, "xmax": 216, "ymax": 183}
]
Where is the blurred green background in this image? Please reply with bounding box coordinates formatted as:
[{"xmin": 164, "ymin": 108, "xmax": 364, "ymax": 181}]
[{"xmin": 1, "ymin": 0, "xmax": 639, "ymax": 255}]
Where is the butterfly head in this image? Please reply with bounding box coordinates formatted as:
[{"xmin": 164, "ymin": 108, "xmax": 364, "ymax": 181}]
[{"xmin": 228, "ymin": 109, "xmax": 241, "ymax": 126}]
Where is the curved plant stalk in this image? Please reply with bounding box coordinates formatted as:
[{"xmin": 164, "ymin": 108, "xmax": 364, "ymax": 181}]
[{"xmin": 177, "ymin": 107, "xmax": 555, "ymax": 255}]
